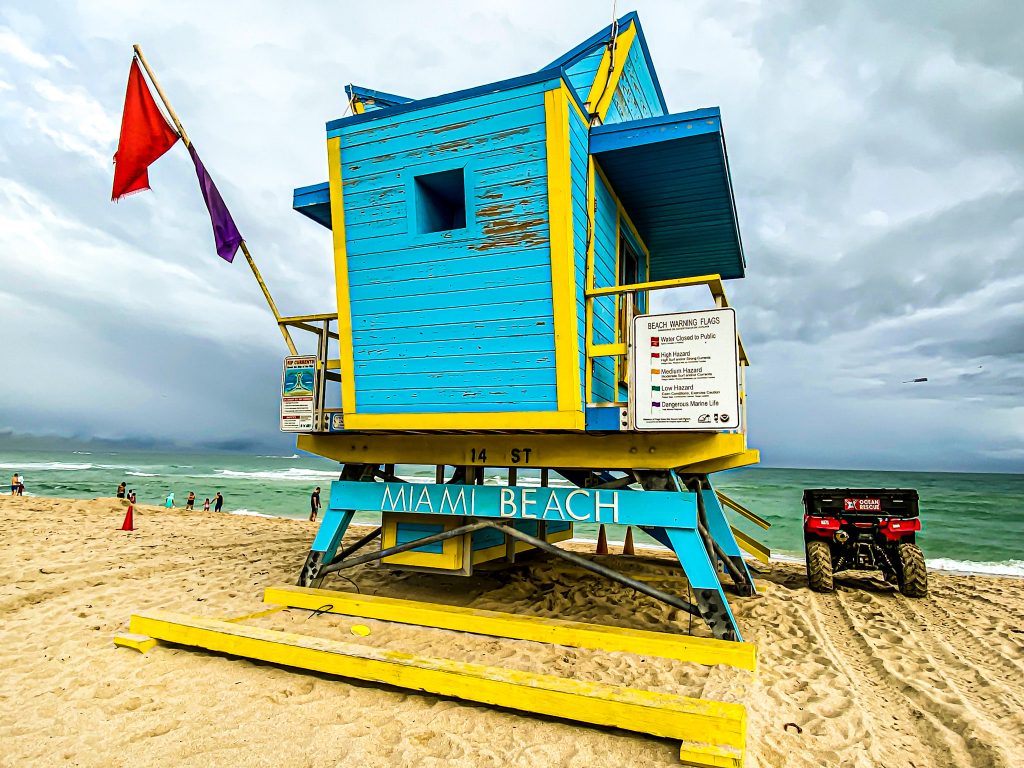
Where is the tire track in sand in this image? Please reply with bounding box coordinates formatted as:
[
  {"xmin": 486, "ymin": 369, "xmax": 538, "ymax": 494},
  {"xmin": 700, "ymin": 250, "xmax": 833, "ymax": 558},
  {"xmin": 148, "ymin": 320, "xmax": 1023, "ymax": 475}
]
[
  {"xmin": 802, "ymin": 592, "xmax": 952, "ymax": 768},
  {"xmin": 829, "ymin": 590, "xmax": 1009, "ymax": 768}
]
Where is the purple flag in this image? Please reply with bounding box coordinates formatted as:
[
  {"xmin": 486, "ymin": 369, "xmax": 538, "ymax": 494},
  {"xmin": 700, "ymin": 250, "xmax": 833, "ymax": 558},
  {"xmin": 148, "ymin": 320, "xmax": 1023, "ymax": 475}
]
[{"xmin": 187, "ymin": 143, "xmax": 242, "ymax": 262}]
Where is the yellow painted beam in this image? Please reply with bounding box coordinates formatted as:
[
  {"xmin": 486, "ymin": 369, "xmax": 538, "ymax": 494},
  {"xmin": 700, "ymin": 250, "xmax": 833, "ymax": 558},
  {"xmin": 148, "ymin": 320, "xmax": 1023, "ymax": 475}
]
[
  {"xmin": 326, "ymin": 136, "xmax": 357, "ymax": 415},
  {"xmin": 730, "ymin": 526, "xmax": 770, "ymax": 565},
  {"xmin": 263, "ymin": 586, "xmax": 757, "ymax": 671},
  {"xmin": 297, "ymin": 431, "xmax": 750, "ymax": 471},
  {"xmin": 716, "ymin": 491, "xmax": 770, "ymax": 531},
  {"xmin": 113, "ymin": 632, "xmax": 157, "ymax": 654},
  {"xmin": 587, "ymin": 274, "xmax": 726, "ymax": 299},
  {"xmin": 683, "ymin": 450, "xmax": 760, "ymax": 476},
  {"xmin": 129, "ymin": 609, "xmax": 746, "ymax": 763},
  {"xmin": 585, "ymin": 22, "xmax": 638, "ymax": 123},
  {"xmin": 278, "ymin": 312, "xmax": 338, "ymax": 324},
  {"xmin": 545, "ymin": 85, "xmax": 582, "ymax": 416},
  {"xmin": 341, "ymin": 409, "xmax": 585, "ymax": 432},
  {"xmin": 589, "ymin": 342, "xmax": 627, "ymax": 357}
]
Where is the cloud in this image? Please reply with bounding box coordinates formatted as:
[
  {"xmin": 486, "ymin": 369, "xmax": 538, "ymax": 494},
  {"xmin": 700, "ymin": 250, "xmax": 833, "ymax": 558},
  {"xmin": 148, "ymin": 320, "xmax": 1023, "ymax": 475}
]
[{"xmin": 0, "ymin": 1, "xmax": 1021, "ymax": 470}]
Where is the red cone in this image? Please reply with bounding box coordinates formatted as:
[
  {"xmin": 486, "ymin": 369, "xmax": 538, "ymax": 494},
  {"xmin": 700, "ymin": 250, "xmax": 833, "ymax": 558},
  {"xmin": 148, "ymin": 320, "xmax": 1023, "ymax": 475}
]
[
  {"xmin": 623, "ymin": 526, "xmax": 635, "ymax": 556},
  {"xmin": 596, "ymin": 524, "xmax": 608, "ymax": 555},
  {"xmin": 121, "ymin": 505, "xmax": 134, "ymax": 531}
]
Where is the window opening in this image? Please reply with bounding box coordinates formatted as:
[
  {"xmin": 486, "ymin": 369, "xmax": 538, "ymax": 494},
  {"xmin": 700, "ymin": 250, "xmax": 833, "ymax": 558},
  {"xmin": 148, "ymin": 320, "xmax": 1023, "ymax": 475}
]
[{"xmin": 414, "ymin": 168, "xmax": 466, "ymax": 234}]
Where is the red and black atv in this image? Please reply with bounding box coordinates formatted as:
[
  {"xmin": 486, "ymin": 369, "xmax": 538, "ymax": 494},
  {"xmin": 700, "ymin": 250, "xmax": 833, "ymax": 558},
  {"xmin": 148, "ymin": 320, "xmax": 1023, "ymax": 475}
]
[{"xmin": 802, "ymin": 488, "xmax": 927, "ymax": 597}]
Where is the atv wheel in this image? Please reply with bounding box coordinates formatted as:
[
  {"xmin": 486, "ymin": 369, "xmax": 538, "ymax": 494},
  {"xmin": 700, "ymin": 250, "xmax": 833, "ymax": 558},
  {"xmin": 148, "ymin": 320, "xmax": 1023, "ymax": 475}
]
[
  {"xmin": 897, "ymin": 543, "xmax": 928, "ymax": 597},
  {"xmin": 806, "ymin": 540, "xmax": 834, "ymax": 592}
]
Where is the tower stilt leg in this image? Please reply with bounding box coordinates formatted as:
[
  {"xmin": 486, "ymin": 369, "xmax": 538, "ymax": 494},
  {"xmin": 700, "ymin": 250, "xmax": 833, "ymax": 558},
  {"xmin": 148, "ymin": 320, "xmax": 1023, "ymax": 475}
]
[{"xmin": 698, "ymin": 479, "xmax": 756, "ymax": 596}]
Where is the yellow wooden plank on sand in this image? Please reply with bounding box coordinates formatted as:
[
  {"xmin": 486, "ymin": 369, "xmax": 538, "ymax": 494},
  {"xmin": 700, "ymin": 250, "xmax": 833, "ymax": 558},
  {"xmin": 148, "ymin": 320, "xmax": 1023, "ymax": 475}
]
[
  {"xmin": 129, "ymin": 609, "xmax": 745, "ymax": 765},
  {"xmin": 263, "ymin": 586, "xmax": 756, "ymax": 671}
]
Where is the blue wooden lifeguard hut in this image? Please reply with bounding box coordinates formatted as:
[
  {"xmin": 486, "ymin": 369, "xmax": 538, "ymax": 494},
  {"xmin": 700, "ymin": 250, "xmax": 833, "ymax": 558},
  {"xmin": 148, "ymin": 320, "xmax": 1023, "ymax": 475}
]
[{"xmin": 283, "ymin": 11, "xmax": 765, "ymax": 641}]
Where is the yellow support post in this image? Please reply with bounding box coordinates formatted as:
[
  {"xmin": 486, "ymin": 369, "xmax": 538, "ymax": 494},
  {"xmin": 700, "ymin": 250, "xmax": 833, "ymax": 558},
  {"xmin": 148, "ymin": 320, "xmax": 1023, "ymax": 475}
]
[
  {"xmin": 112, "ymin": 632, "xmax": 157, "ymax": 654},
  {"xmin": 129, "ymin": 609, "xmax": 746, "ymax": 766},
  {"xmin": 263, "ymin": 586, "xmax": 758, "ymax": 671}
]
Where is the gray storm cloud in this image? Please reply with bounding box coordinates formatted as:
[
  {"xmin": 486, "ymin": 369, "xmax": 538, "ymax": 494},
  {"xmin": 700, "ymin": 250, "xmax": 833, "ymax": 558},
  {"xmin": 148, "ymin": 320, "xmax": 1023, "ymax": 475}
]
[{"xmin": 0, "ymin": 0, "xmax": 1021, "ymax": 470}]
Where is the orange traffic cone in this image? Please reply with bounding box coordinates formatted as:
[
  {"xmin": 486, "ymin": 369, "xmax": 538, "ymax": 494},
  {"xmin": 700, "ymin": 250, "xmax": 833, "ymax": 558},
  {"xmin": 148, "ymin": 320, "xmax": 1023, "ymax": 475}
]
[
  {"xmin": 623, "ymin": 526, "xmax": 635, "ymax": 556},
  {"xmin": 120, "ymin": 504, "xmax": 134, "ymax": 531},
  {"xmin": 596, "ymin": 524, "xmax": 608, "ymax": 555}
]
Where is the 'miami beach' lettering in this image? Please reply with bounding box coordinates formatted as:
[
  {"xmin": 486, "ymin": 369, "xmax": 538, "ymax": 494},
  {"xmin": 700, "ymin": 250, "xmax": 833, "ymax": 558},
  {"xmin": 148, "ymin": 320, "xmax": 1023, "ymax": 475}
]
[{"xmin": 332, "ymin": 481, "xmax": 695, "ymax": 529}]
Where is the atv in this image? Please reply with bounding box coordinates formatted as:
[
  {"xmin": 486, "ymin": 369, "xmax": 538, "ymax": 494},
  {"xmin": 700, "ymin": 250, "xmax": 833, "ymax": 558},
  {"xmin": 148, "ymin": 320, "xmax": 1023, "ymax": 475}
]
[{"xmin": 802, "ymin": 488, "xmax": 927, "ymax": 597}]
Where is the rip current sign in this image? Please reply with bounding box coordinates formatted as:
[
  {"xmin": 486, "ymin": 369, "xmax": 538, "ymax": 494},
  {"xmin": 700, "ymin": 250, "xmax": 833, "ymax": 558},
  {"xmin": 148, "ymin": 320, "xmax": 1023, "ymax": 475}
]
[
  {"xmin": 631, "ymin": 309, "xmax": 741, "ymax": 431},
  {"xmin": 280, "ymin": 355, "xmax": 317, "ymax": 432}
]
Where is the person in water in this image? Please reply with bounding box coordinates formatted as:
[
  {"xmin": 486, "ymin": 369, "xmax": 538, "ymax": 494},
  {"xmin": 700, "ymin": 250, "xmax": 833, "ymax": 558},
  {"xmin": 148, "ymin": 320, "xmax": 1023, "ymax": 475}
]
[
  {"xmin": 185, "ymin": 491, "xmax": 195, "ymax": 510},
  {"xmin": 165, "ymin": 492, "xmax": 174, "ymax": 508},
  {"xmin": 10, "ymin": 472, "xmax": 18, "ymax": 495},
  {"xmin": 203, "ymin": 498, "xmax": 211, "ymax": 512},
  {"xmin": 116, "ymin": 482, "xmax": 126, "ymax": 499},
  {"xmin": 213, "ymin": 492, "xmax": 224, "ymax": 512}
]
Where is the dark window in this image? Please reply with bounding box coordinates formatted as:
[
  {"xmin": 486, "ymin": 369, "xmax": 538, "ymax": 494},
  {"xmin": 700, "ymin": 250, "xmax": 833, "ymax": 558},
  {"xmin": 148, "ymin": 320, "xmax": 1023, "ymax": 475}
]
[
  {"xmin": 414, "ymin": 168, "xmax": 466, "ymax": 234},
  {"xmin": 618, "ymin": 233, "xmax": 639, "ymax": 286}
]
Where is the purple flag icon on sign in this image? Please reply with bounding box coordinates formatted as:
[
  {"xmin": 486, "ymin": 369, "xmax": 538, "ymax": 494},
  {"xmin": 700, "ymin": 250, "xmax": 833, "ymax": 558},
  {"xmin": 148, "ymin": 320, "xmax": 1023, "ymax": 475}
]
[{"xmin": 187, "ymin": 143, "xmax": 243, "ymax": 262}]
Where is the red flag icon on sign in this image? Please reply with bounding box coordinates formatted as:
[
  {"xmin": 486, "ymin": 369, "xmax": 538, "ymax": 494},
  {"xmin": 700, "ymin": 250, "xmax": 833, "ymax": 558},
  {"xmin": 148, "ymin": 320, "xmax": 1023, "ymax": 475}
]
[{"xmin": 111, "ymin": 59, "xmax": 179, "ymax": 200}]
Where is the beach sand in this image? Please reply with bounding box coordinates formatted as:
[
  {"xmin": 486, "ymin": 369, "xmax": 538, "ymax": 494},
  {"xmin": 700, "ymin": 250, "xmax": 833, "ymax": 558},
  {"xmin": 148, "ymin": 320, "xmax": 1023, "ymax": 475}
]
[{"xmin": 1, "ymin": 496, "xmax": 1021, "ymax": 768}]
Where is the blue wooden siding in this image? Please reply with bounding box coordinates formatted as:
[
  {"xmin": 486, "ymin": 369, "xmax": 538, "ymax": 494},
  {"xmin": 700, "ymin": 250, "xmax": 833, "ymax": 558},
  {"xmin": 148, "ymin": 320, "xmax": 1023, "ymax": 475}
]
[
  {"xmin": 395, "ymin": 522, "xmax": 445, "ymax": 553},
  {"xmin": 569, "ymin": 108, "xmax": 589, "ymax": 408},
  {"xmin": 590, "ymin": 173, "xmax": 618, "ymax": 403},
  {"xmin": 605, "ymin": 41, "xmax": 665, "ymax": 124},
  {"xmin": 564, "ymin": 45, "xmax": 605, "ymax": 106},
  {"xmin": 338, "ymin": 80, "xmax": 559, "ymax": 414}
]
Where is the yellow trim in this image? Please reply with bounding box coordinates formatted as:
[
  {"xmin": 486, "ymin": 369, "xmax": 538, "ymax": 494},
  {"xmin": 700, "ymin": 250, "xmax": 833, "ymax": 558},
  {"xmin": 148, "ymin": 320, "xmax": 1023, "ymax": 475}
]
[
  {"xmin": 352, "ymin": 99, "xmax": 365, "ymax": 115},
  {"xmin": 584, "ymin": 156, "xmax": 597, "ymax": 404},
  {"xmin": 683, "ymin": 450, "xmax": 760, "ymax": 476},
  {"xmin": 589, "ymin": 342, "xmax": 627, "ymax": 357},
  {"xmin": 472, "ymin": 542, "xmax": 507, "ymax": 565},
  {"xmin": 545, "ymin": 86, "xmax": 582, "ymax": 416},
  {"xmin": 342, "ymin": 409, "xmax": 584, "ymax": 432},
  {"xmin": 585, "ymin": 22, "xmax": 638, "ymax": 123},
  {"xmin": 129, "ymin": 609, "xmax": 747, "ymax": 762},
  {"xmin": 588, "ymin": 274, "xmax": 725, "ymax": 298},
  {"xmin": 326, "ymin": 136, "xmax": 357, "ymax": 414},
  {"xmin": 545, "ymin": 525, "xmax": 573, "ymax": 544},
  {"xmin": 381, "ymin": 513, "xmax": 464, "ymax": 570},
  {"xmin": 731, "ymin": 526, "xmax": 770, "ymax": 565},
  {"xmin": 113, "ymin": 633, "xmax": 156, "ymax": 654},
  {"xmin": 298, "ymin": 431, "xmax": 749, "ymax": 471},
  {"xmin": 716, "ymin": 490, "xmax": 771, "ymax": 530},
  {"xmin": 264, "ymin": 586, "xmax": 757, "ymax": 671}
]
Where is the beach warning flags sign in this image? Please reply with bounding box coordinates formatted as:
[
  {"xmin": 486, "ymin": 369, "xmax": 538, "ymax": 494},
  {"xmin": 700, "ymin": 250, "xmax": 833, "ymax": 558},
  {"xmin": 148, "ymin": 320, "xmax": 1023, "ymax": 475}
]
[{"xmin": 121, "ymin": 505, "xmax": 135, "ymax": 531}]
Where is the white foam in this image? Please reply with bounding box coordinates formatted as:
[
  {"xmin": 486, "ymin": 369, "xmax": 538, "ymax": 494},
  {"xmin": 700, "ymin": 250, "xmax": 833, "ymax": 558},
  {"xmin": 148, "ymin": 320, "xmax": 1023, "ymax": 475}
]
[
  {"xmin": 125, "ymin": 471, "xmax": 158, "ymax": 477},
  {"xmin": 227, "ymin": 508, "xmax": 278, "ymax": 519},
  {"xmin": 0, "ymin": 461, "xmax": 93, "ymax": 471},
  {"xmin": 926, "ymin": 558, "xmax": 1024, "ymax": 577},
  {"xmin": 198, "ymin": 467, "xmax": 340, "ymax": 482}
]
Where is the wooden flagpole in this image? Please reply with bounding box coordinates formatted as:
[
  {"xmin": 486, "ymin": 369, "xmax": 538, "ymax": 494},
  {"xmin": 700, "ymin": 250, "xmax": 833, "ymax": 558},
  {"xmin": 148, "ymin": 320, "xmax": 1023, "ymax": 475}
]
[{"xmin": 131, "ymin": 43, "xmax": 298, "ymax": 356}]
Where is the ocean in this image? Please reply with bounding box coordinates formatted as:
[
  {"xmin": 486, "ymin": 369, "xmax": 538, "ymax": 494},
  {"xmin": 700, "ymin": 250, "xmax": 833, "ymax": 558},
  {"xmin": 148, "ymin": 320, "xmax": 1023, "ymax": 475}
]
[{"xmin": 2, "ymin": 448, "xmax": 1021, "ymax": 576}]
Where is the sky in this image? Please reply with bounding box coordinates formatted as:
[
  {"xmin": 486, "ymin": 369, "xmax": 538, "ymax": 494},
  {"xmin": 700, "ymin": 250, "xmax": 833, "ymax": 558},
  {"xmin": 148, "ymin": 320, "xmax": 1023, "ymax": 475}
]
[{"xmin": 0, "ymin": 1, "xmax": 1021, "ymax": 471}]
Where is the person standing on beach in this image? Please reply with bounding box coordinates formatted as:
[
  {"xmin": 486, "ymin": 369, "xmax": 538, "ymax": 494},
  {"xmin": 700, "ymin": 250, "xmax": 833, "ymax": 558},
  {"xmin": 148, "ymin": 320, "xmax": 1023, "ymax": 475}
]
[
  {"xmin": 185, "ymin": 491, "xmax": 195, "ymax": 510},
  {"xmin": 128, "ymin": 489, "xmax": 137, "ymax": 504},
  {"xmin": 310, "ymin": 486, "xmax": 321, "ymax": 522},
  {"xmin": 16, "ymin": 474, "xmax": 24, "ymax": 495},
  {"xmin": 203, "ymin": 498, "xmax": 210, "ymax": 512},
  {"xmin": 10, "ymin": 472, "xmax": 17, "ymax": 495},
  {"xmin": 165, "ymin": 491, "xmax": 174, "ymax": 508},
  {"xmin": 213, "ymin": 492, "xmax": 224, "ymax": 513},
  {"xmin": 116, "ymin": 482, "xmax": 126, "ymax": 499}
]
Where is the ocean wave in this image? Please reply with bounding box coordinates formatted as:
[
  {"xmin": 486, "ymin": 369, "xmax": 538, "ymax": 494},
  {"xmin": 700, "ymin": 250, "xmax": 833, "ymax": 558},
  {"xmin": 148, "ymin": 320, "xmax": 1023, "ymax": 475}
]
[
  {"xmin": 126, "ymin": 471, "xmax": 159, "ymax": 477},
  {"xmin": 0, "ymin": 461, "xmax": 93, "ymax": 471},
  {"xmin": 205, "ymin": 467, "xmax": 340, "ymax": 482},
  {"xmin": 257, "ymin": 454, "xmax": 301, "ymax": 459},
  {"xmin": 228, "ymin": 508, "xmax": 281, "ymax": 519},
  {"xmin": 926, "ymin": 558, "xmax": 1024, "ymax": 577}
]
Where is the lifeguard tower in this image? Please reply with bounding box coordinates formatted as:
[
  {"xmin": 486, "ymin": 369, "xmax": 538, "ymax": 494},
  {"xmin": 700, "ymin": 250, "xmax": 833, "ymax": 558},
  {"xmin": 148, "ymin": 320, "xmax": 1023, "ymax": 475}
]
[{"xmin": 281, "ymin": 11, "xmax": 765, "ymax": 642}]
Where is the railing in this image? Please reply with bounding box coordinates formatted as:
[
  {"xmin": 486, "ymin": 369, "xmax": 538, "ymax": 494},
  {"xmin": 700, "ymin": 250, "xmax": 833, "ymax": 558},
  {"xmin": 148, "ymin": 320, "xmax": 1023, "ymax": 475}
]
[{"xmin": 584, "ymin": 272, "xmax": 749, "ymax": 433}]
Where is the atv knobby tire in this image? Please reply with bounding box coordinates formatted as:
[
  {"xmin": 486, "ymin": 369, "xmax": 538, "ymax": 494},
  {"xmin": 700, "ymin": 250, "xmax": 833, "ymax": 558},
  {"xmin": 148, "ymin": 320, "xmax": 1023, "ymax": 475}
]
[
  {"xmin": 806, "ymin": 540, "xmax": 834, "ymax": 592},
  {"xmin": 897, "ymin": 542, "xmax": 928, "ymax": 597}
]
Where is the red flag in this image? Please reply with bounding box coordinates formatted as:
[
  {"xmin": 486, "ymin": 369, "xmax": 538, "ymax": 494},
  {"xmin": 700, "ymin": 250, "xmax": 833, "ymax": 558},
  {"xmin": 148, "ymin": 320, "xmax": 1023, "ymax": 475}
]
[{"xmin": 111, "ymin": 59, "xmax": 179, "ymax": 201}]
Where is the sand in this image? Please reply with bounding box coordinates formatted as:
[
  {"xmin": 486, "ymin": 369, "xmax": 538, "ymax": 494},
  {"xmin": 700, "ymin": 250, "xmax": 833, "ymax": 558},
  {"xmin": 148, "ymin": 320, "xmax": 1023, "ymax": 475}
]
[{"xmin": 1, "ymin": 496, "xmax": 1022, "ymax": 768}]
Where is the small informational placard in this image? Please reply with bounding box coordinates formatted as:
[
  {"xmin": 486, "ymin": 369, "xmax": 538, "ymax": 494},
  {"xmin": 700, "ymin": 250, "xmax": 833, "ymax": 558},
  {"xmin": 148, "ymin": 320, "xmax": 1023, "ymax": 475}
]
[
  {"xmin": 631, "ymin": 308, "xmax": 740, "ymax": 431},
  {"xmin": 280, "ymin": 356, "xmax": 317, "ymax": 433}
]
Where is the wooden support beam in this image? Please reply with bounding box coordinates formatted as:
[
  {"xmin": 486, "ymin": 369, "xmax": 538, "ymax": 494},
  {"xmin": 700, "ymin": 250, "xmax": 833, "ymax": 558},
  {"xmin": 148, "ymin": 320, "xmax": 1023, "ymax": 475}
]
[
  {"xmin": 730, "ymin": 526, "xmax": 770, "ymax": 565},
  {"xmin": 715, "ymin": 491, "xmax": 770, "ymax": 530},
  {"xmin": 263, "ymin": 586, "xmax": 757, "ymax": 671},
  {"xmin": 113, "ymin": 632, "xmax": 157, "ymax": 654},
  {"xmin": 129, "ymin": 609, "xmax": 746, "ymax": 766}
]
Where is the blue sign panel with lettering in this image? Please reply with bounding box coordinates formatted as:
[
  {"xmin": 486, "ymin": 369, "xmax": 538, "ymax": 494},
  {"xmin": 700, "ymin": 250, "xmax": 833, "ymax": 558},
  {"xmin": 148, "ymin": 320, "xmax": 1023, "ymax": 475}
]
[{"xmin": 329, "ymin": 481, "xmax": 697, "ymax": 529}]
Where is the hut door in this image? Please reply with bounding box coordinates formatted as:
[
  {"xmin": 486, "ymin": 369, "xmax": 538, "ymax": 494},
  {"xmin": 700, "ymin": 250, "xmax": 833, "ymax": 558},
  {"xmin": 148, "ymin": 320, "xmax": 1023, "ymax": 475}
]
[{"xmin": 617, "ymin": 235, "xmax": 639, "ymax": 386}]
